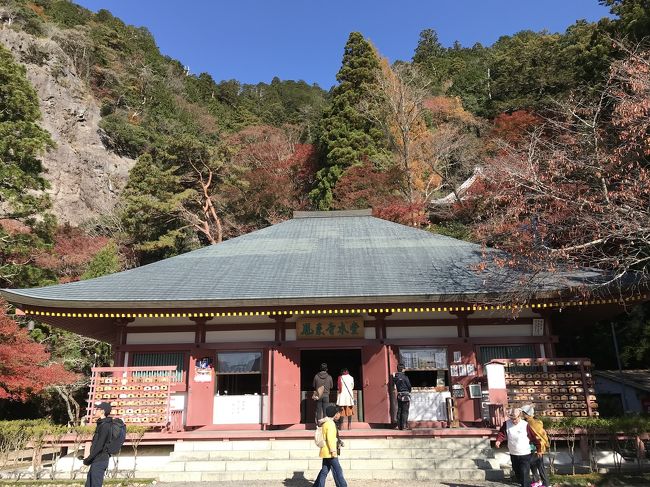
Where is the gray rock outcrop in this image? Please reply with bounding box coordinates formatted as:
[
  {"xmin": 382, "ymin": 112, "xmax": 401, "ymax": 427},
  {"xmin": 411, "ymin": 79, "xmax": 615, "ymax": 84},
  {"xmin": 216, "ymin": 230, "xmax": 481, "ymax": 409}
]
[{"xmin": 0, "ymin": 28, "xmax": 135, "ymax": 226}]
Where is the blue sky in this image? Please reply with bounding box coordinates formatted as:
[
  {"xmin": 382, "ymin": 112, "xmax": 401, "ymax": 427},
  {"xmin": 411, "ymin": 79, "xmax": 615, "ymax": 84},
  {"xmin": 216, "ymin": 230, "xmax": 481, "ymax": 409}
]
[{"xmin": 74, "ymin": 0, "xmax": 612, "ymax": 89}]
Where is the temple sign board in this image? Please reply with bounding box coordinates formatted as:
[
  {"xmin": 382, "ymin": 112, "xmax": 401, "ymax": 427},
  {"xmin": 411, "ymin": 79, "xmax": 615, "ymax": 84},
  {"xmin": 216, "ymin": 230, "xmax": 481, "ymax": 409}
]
[{"xmin": 296, "ymin": 316, "xmax": 364, "ymax": 339}]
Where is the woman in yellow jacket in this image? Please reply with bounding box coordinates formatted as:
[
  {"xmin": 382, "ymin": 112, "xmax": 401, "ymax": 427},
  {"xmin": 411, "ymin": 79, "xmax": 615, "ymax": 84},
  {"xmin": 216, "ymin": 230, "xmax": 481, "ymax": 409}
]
[
  {"xmin": 313, "ymin": 404, "xmax": 348, "ymax": 487},
  {"xmin": 521, "ymin": 404, "xmax": 550, "ymax": 487}
]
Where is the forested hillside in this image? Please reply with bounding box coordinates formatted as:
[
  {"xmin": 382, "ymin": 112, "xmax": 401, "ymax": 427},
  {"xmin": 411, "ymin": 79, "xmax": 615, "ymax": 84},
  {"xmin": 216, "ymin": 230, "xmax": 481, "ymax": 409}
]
[{"xmin": 0, "ymin": 0, "xmax": 648, "ymax": 419}]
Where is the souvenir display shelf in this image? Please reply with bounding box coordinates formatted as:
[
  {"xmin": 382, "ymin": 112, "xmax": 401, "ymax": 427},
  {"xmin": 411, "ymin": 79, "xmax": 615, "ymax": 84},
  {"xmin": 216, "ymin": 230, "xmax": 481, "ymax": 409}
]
[
  {"xmin": 86, "ymin": 366, "xmax": 176, "ymax": 426},
  {"xmin": 504, "ymin": 358, "xmax": 598, "ymax": 417}
]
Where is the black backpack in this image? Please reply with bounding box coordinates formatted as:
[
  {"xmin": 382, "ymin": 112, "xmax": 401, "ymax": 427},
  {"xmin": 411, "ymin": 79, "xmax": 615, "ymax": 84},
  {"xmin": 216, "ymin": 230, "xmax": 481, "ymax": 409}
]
[{"xmin": 105, "ymin": 418, "xmax": 127, "ymax": 455}]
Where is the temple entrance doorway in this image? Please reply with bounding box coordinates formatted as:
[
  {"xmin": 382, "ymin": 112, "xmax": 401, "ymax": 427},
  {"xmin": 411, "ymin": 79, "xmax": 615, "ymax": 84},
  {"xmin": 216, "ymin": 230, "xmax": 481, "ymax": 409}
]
[{"xmin": 299, "ymin": 348, "xmax": 363, "ymax": 423}]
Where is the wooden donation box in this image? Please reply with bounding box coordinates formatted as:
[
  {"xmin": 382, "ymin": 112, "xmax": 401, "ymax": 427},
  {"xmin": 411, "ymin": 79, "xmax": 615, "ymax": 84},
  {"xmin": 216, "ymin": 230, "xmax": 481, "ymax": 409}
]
[{"xmin": 87, "ymin": 366, "xmax": 175, "ymax": 426}]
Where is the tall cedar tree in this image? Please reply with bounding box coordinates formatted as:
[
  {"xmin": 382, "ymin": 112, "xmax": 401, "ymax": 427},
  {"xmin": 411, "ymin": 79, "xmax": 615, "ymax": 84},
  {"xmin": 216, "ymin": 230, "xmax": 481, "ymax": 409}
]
[
  {"xmin": 0, "ymin": 44, "xmax": 56, "ymax": 288},
  {"xmin": 120, "ymin": 148, "xmax": 196, "ymax": 263},
  {"xmin": 311, "ymin": 32, "xmax": 388, "ymax": 210}
]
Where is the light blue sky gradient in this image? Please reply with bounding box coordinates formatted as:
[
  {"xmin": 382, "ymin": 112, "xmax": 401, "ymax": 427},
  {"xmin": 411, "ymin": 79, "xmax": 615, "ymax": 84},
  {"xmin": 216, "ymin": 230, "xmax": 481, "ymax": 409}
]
[{"xmin": 74, "ymin": 0, "xmax": 612, "ymax": 88}]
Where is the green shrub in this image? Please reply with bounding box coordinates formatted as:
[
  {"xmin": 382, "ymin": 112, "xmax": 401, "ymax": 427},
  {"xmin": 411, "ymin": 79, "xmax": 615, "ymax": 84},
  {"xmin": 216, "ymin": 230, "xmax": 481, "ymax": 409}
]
[
  {"xmin": 99, "ymin": 114, "xmax": 150, "ymax": 158},
  {"xmin": 43, "ymin": 0, "xmax": 91, "ymax": 28}
]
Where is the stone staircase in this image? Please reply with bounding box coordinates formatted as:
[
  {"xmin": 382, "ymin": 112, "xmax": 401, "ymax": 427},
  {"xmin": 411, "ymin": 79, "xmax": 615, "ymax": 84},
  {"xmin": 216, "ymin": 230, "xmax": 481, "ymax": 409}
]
[{"xmin": 157, "ymin": 437, "xmax": 505, "ymax": 482}]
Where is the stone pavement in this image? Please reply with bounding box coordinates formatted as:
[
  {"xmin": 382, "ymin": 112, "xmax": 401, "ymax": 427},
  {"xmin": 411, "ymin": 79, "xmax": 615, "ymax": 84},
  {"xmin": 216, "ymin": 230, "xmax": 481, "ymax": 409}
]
[{"xmin": 157, "ymin": 479, "xmax": 514, "ymax": 487}]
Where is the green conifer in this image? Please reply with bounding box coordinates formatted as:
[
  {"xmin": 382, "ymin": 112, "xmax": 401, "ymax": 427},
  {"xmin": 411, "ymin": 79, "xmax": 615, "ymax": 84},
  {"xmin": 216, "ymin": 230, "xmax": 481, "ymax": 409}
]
[{"xmin": 311, "ymin": 32, "xmax": 388, "ymax": 209}]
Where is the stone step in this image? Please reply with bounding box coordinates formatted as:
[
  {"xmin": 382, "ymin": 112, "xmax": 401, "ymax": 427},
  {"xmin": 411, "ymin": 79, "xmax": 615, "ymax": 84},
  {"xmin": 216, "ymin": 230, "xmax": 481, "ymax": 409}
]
[
  {"xmin": 163, "ymin": 457, "xmax": 485, "ymax": 472},
  {"xmin": 170, "ymin": 446, "xmax": 491, "ymax": 462},
  {"xmin": 160, "ymin": 438, "xmax": 500, "ymax": 483},
  {"xmin": 172, "ymin": 437, "xmax": 491, "ymax": 452},
  {"xmin": 158, "ymin": 467, "xmax": 502, "ymax": 483}
]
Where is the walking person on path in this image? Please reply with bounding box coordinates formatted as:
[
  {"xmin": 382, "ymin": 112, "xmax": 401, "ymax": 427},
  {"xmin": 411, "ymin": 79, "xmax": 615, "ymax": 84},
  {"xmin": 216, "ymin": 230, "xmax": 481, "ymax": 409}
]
[
  {"xmin": 313, "ymin": 363, "xmax": 333, "ymax": 422},
  {"xmin": 521, "ymin": 404, "xmax": 550, "ymax": 487},
  {"xmin": 336, "ymin": 368, "xmax": 355, "ymax": 430},
  {"xmin": 393, "ymin": 363, "xmax": 412, "ymax": 430},
  {"xmin": 82, "ymin": 402, "xmax": 113, "ymax": 487},
  {"xmin": 313, "ymin": 404, "xmax": 348, "ymax": 487},
  {"xmin": 494, "ymin": 407, "xmax": 541, "ymax": 487}
]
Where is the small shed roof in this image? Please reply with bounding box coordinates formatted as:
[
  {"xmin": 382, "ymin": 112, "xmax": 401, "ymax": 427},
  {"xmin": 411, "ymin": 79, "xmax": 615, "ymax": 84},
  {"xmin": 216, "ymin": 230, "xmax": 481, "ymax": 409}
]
[
  {"xmin": 593, "ymin": 370, "xmax": 650, "ymax": 394},
  {"xmin": 1, "ymin": 210, "xmax": 603, "ymax": 310}
]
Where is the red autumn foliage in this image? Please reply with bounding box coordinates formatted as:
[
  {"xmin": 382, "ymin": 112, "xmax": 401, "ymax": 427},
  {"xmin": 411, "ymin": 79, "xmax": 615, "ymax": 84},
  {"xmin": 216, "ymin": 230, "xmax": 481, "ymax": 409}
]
[
  {"xmin": 0, "ymin": 301, "xmax": 78, "ymax": 401},
  {"xmin": 467, "ymin": 48, "xmax": 650, "ymax": 291},
  {"xmin": 34, "ymin": 225, "xmax": 110, "ymax": 282},
  {"xmin": 490, "ymin": 110, "xmax": 542, "ymax": 146},
  {"xmin": 333, "ymin": 160, "xmax": 429, "ymax": 226},
  {"xmin": 224, "ymin": 125, "xmax": 317, "ymax": 229},
  {"xmin": 0, "ymin": 219, "xmax": 32, "ymax": 235}
]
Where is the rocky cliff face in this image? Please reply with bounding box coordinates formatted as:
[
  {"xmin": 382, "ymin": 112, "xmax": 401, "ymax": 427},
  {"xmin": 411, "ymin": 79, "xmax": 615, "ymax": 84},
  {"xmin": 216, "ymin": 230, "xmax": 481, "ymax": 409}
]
[{"xmin": 0, "ymin": 28, "xmax": 134, "ymax": 226}]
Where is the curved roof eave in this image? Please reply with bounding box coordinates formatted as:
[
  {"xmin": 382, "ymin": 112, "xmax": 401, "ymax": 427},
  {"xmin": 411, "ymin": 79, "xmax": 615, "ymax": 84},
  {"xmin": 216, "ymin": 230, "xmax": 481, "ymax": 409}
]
[{"xmin": 0, "ymin": 290, "xmax": 539, "ymax": 310}]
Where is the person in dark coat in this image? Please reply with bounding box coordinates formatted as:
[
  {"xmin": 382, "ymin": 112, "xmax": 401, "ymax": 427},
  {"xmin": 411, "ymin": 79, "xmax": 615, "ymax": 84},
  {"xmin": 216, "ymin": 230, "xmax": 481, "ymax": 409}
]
[
  {"xmin": 313, "ymin": 363, "xmax": 333, "ymax": 422},
  {"xmin": 83, "ymin": 402, "xmax": 113, "ymax": 487},
  {"xmin": 393, "ymin": 363, "xmax": 412, "ymax": 430}
]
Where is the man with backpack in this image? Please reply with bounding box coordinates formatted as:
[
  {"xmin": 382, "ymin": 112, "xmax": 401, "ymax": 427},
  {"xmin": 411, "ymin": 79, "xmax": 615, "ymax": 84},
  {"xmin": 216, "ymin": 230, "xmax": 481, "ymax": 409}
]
[
  {"xmin": 312, "ymin": 404, "xmax": 347, "ymax": 487},
  {"xmin": 393, "ymin": 363, "xmax": 412, "ymax": 430},
  {"xmin": 83, "ymin": 401, "xmax": 126, "ymax": 487}
]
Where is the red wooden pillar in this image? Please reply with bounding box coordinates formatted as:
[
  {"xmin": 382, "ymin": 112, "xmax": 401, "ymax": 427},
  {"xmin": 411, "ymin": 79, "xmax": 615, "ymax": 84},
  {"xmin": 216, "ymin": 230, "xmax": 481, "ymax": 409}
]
[
  {"xmin": 362, "ymin": 343, "xmax": 391, "ymax": 424},
  {"xmin": 451, "ymin": 311, "xmax": 480, "ymax": 423},
  {"xmin": 186, "ymin": 319, "xmax": 214, "ymax": 427},
  {"xmin": 186, "ymin": 349, "xmax": 216, "ymax": 426},
  {"xmin": 113, "ymin": 319, "xmax": 130, "ymax": 366},
  {"xmin": 270, "ymin": 347, "xmax": 300, "ymax": 425}
]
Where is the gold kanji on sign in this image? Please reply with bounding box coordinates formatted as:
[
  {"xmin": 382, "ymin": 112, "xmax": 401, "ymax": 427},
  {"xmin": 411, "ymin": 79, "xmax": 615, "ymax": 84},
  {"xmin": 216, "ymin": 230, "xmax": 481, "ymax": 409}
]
[{"xmin": 296, "ymin": 316, "xmax": 364, "ymax": 339}]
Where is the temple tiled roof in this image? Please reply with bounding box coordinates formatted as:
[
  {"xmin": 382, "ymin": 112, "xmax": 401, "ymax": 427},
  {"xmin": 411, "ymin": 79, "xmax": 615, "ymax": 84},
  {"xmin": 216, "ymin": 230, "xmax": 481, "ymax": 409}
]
[{"xmin": 1, "ymin": 210, "xmax": 602, "ymax": 309}]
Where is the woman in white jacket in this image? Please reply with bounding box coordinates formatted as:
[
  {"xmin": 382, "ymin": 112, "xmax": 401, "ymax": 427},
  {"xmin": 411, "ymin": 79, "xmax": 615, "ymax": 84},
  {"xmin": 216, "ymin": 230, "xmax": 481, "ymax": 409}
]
[{"xmin": 336, "ymin": 368, "xmax": 355, "ymax": 430}]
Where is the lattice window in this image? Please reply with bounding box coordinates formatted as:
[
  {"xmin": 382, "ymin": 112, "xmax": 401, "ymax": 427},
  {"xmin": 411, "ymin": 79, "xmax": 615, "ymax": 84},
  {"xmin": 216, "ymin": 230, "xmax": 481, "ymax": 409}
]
[{"xmin": 131, "ymin": 352, "xmax": 186, "ymax": 382}]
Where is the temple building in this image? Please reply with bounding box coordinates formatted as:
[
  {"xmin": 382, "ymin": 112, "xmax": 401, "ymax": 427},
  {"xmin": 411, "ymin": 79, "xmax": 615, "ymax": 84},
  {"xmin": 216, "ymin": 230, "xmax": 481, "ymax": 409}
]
[{"xmin": 2, "ymin": 209, "xmax": 646, "ymax": 431}]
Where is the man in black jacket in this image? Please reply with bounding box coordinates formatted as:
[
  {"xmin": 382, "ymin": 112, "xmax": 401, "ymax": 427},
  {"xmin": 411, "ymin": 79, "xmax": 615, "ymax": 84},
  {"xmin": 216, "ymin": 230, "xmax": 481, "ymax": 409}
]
[
  {"xmin": 83, "ymin": 402, "xmax": 113, "ymax": 487},
  {"xmin": 313, "ymin": 363, "xmax": 333, "ymax": 422},
  {"xmin": 393, "ymin": 363, "xmax": 412, "ymax": 430}
]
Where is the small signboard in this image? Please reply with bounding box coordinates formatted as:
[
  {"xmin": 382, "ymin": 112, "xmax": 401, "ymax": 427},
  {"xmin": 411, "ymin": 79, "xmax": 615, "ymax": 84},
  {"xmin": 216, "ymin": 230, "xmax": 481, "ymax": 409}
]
[
  {"xmin": 296, "ymin": 316, "xmax": 364, "ymax": 339},
  {"xmin": 532, "ymin": 319, "xmax": 545, "ymax": 336}
]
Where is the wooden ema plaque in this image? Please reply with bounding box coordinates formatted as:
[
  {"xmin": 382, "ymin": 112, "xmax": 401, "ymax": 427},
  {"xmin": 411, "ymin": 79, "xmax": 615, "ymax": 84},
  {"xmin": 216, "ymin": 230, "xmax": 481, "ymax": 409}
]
[
  {"xmin": 503, "ymin": 358, "xmax": 598, "ymax": 418},
  {"xmin": 87, "ymin": 366, "xmax": 176, "ymax": 426}
]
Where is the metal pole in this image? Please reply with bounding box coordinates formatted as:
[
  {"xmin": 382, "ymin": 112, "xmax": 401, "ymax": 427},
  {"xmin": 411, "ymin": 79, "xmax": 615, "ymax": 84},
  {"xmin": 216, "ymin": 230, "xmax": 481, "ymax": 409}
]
[{"xmin": 610, "ymin": 322, "xmax": 629, "ymax": 412}]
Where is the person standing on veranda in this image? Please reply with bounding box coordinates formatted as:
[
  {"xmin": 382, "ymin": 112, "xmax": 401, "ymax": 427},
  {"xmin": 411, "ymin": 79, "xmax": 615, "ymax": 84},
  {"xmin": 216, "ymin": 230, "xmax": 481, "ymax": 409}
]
[
  {"xmin": 336, "ymin": 368, "xmax": 354, "ymax": 430},
  {"xmin": 393, "ymin": 363, "xmax": 412, "ymax": 430},
  {"xmin": 313, "ymin": 362, "xmax": 333, "ymax": 422},
  {"xmin": 494, "ymin": 407, "xmax": 541, "ymax": 487}
]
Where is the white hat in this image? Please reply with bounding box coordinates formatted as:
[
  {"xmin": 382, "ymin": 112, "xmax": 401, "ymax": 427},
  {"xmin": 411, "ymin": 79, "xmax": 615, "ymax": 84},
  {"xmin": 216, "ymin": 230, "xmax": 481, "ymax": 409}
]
[{"xmin": 521, "ymin": 404, "xmax": 535, "ymax": 417}]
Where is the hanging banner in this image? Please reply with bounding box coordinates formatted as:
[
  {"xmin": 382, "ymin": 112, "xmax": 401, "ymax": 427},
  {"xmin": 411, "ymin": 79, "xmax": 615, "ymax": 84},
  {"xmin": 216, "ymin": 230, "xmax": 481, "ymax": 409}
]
[{"xmin": 296, "ymin": 316, "xmax": 364, "ymax": 339}]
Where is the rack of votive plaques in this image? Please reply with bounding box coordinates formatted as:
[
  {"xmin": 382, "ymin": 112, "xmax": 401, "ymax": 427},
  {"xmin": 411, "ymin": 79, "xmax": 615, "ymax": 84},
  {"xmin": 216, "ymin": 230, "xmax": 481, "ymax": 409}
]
[
  {"xmin": 87, "ymin": 366, "xmax": 176, "ymax": 426},
  {"xmin": 503, "ymin": 358, "xmax": 598, "ymax": 418}
]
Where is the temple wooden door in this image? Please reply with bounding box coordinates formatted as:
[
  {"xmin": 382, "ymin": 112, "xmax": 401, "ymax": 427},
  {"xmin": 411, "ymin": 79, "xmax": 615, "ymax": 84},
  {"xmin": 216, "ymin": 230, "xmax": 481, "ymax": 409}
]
[
  {"xmin": 361, "ymin": 343, "xmax": 390, "ymax": 424},
  {"xmin": 186, "ymin": 349, "xmax": 215, "ymax": 426},
  {"xmin": 270, "ymin": 347, "xmax": 300, "ymax": 425}
]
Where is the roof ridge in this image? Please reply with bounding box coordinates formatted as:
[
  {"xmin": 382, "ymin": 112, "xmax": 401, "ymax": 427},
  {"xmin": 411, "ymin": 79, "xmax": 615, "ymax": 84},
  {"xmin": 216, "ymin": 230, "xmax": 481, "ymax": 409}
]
[{"xmin": 293, "ymin": 209, "xmax": 372, "ymax": 219}]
